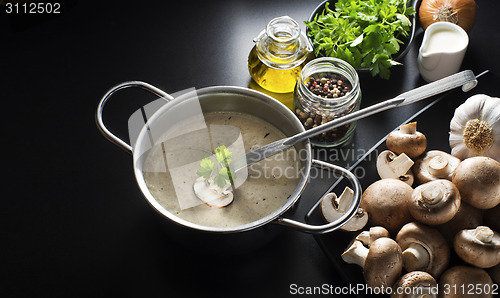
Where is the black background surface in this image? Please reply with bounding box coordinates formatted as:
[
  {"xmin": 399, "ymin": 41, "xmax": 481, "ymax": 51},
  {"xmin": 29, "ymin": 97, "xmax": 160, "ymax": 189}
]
[{"xmin": 2, "ymin": 1, "xmax": 499, "ymax": 297}]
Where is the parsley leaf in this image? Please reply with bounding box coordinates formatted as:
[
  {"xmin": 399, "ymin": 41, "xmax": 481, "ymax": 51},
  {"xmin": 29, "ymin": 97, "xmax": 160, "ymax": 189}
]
[
  {"xmin": 305, "ymin": 0, "xmax": 415, "ymax": 79},
  {"xmin": 200, "ymin": 157, "xmax": 214, "ymax": 170},
  {"xmin": 215, "ymin": 145, "xmax": 232, "ymax": 165},
  {"xmin": 214, "ymin": 174, "xmax": 228, "ymax": 189},
  {"xmin": 196, "ymin": 157, "xmax": 214, "ymax": 179},
  {"xmin": 196, "ymin": 146, "xmax": 234, "ymax": 188},
  {"xmin": 196, "ymin": 167, "xmax": 213, "ymax": 179}
]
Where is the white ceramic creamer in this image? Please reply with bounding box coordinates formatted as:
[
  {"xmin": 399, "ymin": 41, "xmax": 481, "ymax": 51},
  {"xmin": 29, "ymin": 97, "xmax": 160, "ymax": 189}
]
[{"xmin": 418, "ymin": 22, "xmax": 469, "ymax": 82}]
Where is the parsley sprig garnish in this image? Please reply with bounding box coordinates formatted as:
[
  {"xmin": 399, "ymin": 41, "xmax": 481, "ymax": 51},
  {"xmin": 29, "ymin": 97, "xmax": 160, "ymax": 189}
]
[
  {"xmin": 305, "ymin": 0, "xmax": 415, "ymax": 79},
  {"xmin": 196, "ymin": 145, "xmax": 233, "ymax": 189}
]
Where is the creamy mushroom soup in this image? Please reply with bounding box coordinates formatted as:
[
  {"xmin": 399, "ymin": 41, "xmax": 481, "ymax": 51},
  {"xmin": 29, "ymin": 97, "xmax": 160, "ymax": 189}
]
[{"xmin": 142, "ymin": 112, "xmax": 303, "ymax": 228}]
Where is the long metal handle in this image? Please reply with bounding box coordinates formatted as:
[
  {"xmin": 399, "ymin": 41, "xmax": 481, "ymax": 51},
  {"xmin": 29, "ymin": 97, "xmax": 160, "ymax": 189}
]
[
  {"xmin": 231, "ymin": 96, "xmax": 403, "ymax": 173},
  {"xmin": 286, "ymin": 70, "xmax": 477, "ymax": 146},
  {"xmin": 96, "ymin": 81, "xmax": 174, "ymax": 154},
  {"xmin": 274, "ymin": 159, "xmax": 362, "ymax": 234},
  {"xmin": 284, "ymin": 97, "xmax": 404, "ymax": 146},
  {"xmin": 232, "ymin": 70, "xmax": 477, "ymax": 173},
  {"xmin": 399, "ymin": 69, "xmax": 477, "ymax": 105}
]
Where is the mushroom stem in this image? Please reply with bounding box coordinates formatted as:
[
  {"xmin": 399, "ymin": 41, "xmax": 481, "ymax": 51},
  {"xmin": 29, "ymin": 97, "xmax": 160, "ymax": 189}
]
[
  {"xmin": 390, "ymin": 153, "xmax": 415, "ymax": 177},
  {"xmin": 474, "ymin": 226, "xmax": 494, "ymax": 243},
  {"xmin": 428, "ymin": 156, "xmax": 450, "ymax": 177},
  {"xmin": 402, "ymin": 243, "xmax": 430, "ymax": 272},
  {"xmin": 341, "ymin": 241, "xmax": 368, "ymax": 268},
  {"xmin": 420, "ymin": 186, "xmax": 444, "ymax": 205},
  {"xmin": 400, "ymin": 122, "xmax": 417, "ymax": 134},
  {"xmin": 336, "ymin": 187, "xmax": 355, "ymax": 212},
  {"xmin": 355, "ymin": 231, "xmax": 371, "ymax": 246}
]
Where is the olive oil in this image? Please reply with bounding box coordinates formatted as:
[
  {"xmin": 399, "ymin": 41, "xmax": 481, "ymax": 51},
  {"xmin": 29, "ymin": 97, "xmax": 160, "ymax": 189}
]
[
  {"xmin": 248, "ymin": 47, "xmax": 304, "ymax": 93},
  {"xmin": 248, "ymin": 16, "xmax": 312, "ymax": 94}
]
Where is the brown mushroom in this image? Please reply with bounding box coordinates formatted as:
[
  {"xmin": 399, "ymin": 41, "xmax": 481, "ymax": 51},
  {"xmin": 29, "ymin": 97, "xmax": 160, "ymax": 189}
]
[
  {"xmin": 413, "ymin": 150, "xmax": 461, "ymax": 184},
  {"xmin": 386, "ymin": 122, "xmax": 427, "ymax": 159},
  {"xmin": 377, "ymin": 150, "xmax": 415, "ymax": 186},
  {"xmin": 320, "ymin": 187, "xmax": 368, "ymax": 232},
  {"xmin": 361, "ymin": 179, "xmax": 413, "ymax": 234},
  {"xmin": 454, "ymin": 226, "xmax": 500, "ymax": 268},
  {"xmin": 396, "ymin": 222, "xmax": 450, "ymax": 278},
  {"xmin": 391, "ymin": 271, "xmax": 438, "ymax": 298},
  {"xmin": 452, "ymin": 156, "xmax": 500, "ymax": 209},
  {"xmin": 356, "ymin": 226, "xmax": 390, "ymax": 247},
  {"xmin": 484, "ymin": 204, "xmax": 500, "ymax": 233},
  {"xmin": 408, "ymin": 180, "xmax": 461, "ymax": 225},
  {"xmin": 436, "ymin": 201, "xmax": 483, "ymax": 245},
  {"xmin": 438, "ymin": 266, "xmax": 494, "ymax": 298},
  {"xmin": 342, "ymin": 237, "xmax": 403, "ymax": 288}
]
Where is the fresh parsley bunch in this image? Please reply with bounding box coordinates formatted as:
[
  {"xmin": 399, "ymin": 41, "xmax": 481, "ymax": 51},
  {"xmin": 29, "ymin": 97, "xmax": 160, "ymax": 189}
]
[
  {"xmin": 196, "ymin": 145, "xmax": 233, "ymax": 189},
  {"xmin": 305, "ymin": 0, "xmax": 415, "ymax": 79}
]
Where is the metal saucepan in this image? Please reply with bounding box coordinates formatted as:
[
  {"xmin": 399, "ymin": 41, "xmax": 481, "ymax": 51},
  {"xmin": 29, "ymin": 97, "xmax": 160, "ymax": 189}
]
[{"xmin": 96, "ymin": 82, "xmax": 362, "ymax": 253}]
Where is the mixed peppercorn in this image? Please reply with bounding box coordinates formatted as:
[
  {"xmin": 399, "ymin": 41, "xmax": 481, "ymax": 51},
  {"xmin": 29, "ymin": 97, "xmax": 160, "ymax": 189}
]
[
  {"xmin": 305, "ymin": 75, "xmax": 351, "ymax": 98},
  {"xmin": 295, "ymin": 74, "xmax": 354, "ymax": 144}
]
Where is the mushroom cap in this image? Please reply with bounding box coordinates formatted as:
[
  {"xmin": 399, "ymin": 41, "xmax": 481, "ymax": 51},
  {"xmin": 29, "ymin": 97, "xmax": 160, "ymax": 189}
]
[
  {"xmin": 408, "ymin": 180, "xmax": 461, "ymax": 225},
  {"xmin": 364, "ymin": 237, "xmax": 403, "ymax": 289},
  {"xmin": 484, "ymin": 204, "xmax": 500, "ymax": 233},
  {"xmin": 321, "ymin": 193, "xmax": 340, "ymax": 222},
  {"xmin": 356, "ymin": 226, "xmax": 390, "ymax": 246},
  {"xmin": 438, "ymin": 266, "xmax": 493, "ymax": 298},
  {"xmin": 340, "ymin": 208, "xmax": 368, "ymax": 232},
  {"xmin": 391, "ymin": 271, "xmax": 437, "ymax": 298},
  {"xmin": 436, "ymin": 201, "xmax": 483, "ymax": 245},
  {"xmin": 386, "ymin": 123, "xmax": 427, "ymax": 159},
  {"xmin": 414, "ymin": 150, "xmax": 461, "ymax": 184},
  {"xmin": 453, "ymin": 226, "xmax": 500, "ymax": 268},
  {"xmin": 396, "ymin": 222, "xmax": 450, "ymax": 278},
  {"xmin": 361, "ymin": 179, "xmax": 413, "ymax": 234},
  {"xmin": 452, "ymin": 156, "xmax": 500, "ymax": 209},
  {"xmin": 368, "ymin": 226, "xmax": 390, "ymax": 240}
]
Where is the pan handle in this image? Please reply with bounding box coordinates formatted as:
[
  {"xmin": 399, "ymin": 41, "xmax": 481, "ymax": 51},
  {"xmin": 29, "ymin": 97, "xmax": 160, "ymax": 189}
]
[
  {"xmin": 274, "ymin": 159, "xmax": 362, "ymax": 234},
  {"xmin": 95, "ymin": 81, "xmax": 174, "ymax": 154}
]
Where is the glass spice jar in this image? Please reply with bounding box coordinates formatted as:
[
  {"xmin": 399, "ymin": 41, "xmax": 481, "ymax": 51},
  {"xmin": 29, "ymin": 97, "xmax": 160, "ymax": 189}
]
[
  {"xmin": 248, "ymin": 16, "xmax": 312, "ymax": 94},
  {"xmin": 294, "ymin": 57, "xmax": 361, "ymax": 147}
]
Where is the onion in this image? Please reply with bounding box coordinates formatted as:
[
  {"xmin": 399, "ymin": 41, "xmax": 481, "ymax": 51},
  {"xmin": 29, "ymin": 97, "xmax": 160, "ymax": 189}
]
[{"xmin": 419, "ymin": 0, "xmax": 477, "ymax": 32}]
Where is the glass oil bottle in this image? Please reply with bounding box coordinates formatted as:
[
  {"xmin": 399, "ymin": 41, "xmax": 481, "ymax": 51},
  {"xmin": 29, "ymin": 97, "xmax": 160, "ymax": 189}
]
[{"xmin": 248, "ymin": 16, "xmax": 312, "ymax": 94}]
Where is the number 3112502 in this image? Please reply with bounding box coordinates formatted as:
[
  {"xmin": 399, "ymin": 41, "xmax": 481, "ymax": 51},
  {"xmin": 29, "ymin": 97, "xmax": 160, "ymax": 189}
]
[{"xmin": 5, "ymin": 2, "xmax": 61, "ymax": 14}]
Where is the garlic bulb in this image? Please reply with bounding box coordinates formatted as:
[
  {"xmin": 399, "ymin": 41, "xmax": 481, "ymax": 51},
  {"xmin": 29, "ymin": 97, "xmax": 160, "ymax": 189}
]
[{"xmin": 449, "ymin": 94, "xmax": 500, "ymax": 161}]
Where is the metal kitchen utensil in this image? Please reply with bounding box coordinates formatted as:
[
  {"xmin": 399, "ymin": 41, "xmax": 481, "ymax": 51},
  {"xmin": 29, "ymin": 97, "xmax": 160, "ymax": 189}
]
[
  {"xmin": 97, "ymin": 84, "xmax": 364, "ymax": 247},
  {"xmin": 95, "ymin": 69, "xmax": 476, "ymax": 244},
  {"xmin": 231, "ymin": 70, "xmax": 477, "ymax": 173}
]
